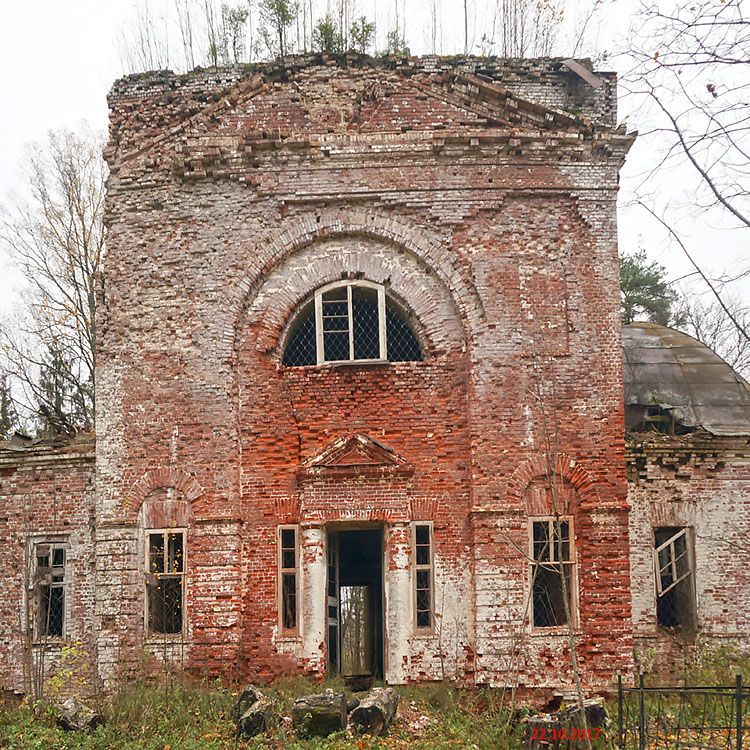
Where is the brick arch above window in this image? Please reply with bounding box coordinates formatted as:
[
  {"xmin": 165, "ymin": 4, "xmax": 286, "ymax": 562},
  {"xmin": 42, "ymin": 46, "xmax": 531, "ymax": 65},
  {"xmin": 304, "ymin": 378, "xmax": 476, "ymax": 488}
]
[
  {"xmin": 225, "ymin": 208, "xmax": 482, "ymax": 364},
  {"xmin": 523, "ymin": 477, "xmax": 579, "ymax": 516},
  {"xmin": 125, "ymin": 467, "xmax": 204, "ymax": 517},
  {"xmin": 242, "ymin": 234, "xmax": 466, "ymax": 360},
  {"xmin": 505, "ymin": 454, "xmax": 598, "ymax": 513}
]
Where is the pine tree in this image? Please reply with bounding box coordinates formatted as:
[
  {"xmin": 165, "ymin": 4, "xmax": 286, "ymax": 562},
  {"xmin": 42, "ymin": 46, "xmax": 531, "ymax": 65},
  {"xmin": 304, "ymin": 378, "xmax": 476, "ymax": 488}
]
[
  {"xmin": 620, "ymin": 250, "xmax": 678, "ymax": 326},
  {"xmin": 35, "ymin": 346, "xmax": 90, "ymax": 437},
  {"xmin": 0, "ymin": 375, "xmax": 18, "ymax": 439}
]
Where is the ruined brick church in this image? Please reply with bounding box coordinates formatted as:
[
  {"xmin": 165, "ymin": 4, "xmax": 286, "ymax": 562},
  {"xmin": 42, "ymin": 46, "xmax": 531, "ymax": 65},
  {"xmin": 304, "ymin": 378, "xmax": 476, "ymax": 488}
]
[{"xmin": 1, "ymin": 56, "xmax": 748, "ymax": 697}]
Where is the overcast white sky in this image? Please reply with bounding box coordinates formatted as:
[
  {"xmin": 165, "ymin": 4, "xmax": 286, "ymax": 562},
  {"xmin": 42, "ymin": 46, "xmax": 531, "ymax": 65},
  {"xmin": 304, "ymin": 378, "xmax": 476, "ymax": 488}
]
[{"xmin": 0, "ymin": 0, "xmax": 747, "ymax": 316}]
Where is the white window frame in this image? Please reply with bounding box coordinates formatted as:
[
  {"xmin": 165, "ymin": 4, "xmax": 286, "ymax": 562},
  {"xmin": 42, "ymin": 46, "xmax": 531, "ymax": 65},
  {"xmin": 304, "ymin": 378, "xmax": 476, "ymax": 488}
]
[
  {"xmin": 314, "ymin": 280, "xmax": 387, "ymax": 365},
  {"xmin": 412, "ymin": 522, "xmax": 434, "ymax": 632},
  {"xmin": 145, "ymin": 528, "xmax": 187, "ymax": 637},
  {"xmin": 278, "ymin": 524, "xmax": 300, "ymax": 635},
  {"xmin": 653, "ymin": 527, "xmax": 694, "ymax": 597},
  {"xmin": 528, "ymin": 516, "xmax": 578, "ymax": 630}
]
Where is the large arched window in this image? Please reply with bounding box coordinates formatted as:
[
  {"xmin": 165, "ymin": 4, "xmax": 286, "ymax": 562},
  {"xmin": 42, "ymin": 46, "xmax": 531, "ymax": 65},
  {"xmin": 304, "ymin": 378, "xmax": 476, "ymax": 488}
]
[{"xmin": 283, "ymin": 280, "xmax": 422, "ymax": 366}]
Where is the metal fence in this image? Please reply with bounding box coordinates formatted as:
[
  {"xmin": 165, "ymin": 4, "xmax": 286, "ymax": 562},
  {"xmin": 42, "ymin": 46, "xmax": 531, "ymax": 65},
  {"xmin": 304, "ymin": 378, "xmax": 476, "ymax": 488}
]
[{"xmin": 617, "ymin": 673, "xmax": 749, "ymax": 750}]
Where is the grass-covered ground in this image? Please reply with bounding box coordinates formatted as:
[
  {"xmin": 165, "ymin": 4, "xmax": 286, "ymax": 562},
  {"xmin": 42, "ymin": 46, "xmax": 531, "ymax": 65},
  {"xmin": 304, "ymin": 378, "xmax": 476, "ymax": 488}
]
[
  {"xmin": 6, "ymin": 644, "xmax": 746, "ymax": 750},
  {"xmin": 0, "ymin": 678, "xmax": 541, "ymax": 750}
]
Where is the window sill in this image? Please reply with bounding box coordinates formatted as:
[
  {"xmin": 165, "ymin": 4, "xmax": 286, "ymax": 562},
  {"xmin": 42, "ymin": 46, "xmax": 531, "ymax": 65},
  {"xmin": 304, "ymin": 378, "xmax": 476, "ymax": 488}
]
[
  {"xmin": 145, "ymin": 634, "xmax": 187, "ymax": 644},
  {"xmin": 326, "ymin": 359, "xmax": 389, "ymax": 368},
  {"xmin": 276, "ymin": 633, "xmax": 302, "ymax": 642},
  {"xmin": 529, "ymin": 626, "xmax": 582, "ymax": 637},
  {"xmin": 412, "ymin": 629, "xmax": 436, "ymax": 638},
  {"xmin": 32, "ymin": 638, "xmax": 66, "ymax": 649},
  {"xmin": 285, "ymin": 359, "xmax": 427, "ymax": 370}
]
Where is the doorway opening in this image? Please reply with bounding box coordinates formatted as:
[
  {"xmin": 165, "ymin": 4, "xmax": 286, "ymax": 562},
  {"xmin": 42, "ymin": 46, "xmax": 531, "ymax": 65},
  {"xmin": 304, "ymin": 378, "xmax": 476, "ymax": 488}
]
[{"xmin": 327, "ymin": 526, "xmax": 384, "ymax": 682}]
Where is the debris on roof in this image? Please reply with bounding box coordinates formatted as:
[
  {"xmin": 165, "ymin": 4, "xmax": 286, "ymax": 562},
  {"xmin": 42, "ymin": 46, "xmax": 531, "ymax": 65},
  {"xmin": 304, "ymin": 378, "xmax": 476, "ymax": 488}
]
[{"xmin": 622, "ymin": 322, "xmax": 750, "ymax": 436}]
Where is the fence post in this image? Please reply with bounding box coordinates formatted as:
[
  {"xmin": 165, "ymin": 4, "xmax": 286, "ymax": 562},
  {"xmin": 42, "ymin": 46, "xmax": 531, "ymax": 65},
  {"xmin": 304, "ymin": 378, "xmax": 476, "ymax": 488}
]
[
  {"xmin": 737, "ymin": 672, "xmax": 743, "ymax": 750},
  {"xmin": 638, "ymin": 669, "xmax": 646, "ymax": 750},
  {"xmin": 617, "ymin": 672, "xmax": 623, "ymax": 750}
]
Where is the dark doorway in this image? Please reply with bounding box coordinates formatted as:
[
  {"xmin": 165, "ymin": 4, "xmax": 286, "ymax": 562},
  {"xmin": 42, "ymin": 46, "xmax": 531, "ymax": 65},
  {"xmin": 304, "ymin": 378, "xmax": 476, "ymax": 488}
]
[{"xmin": 327, "ymin": 527, "xmax": 384, "ymax": 680}]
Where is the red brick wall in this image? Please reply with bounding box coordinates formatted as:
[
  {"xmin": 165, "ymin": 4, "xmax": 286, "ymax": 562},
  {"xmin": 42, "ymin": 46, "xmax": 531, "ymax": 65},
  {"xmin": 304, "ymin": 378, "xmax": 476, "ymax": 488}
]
[
  {"xmin": 95, "ymin": 56, "xmax": 633, "ymax": 689},
  {"xmin": 0, "ymin": 436, "xmax": 96, "ymax": 696}
]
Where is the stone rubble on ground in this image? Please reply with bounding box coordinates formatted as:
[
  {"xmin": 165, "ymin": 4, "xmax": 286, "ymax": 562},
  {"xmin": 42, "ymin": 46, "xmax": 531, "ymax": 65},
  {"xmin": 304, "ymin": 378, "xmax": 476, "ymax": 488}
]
[{"xmin": 56, "ymin": 697, "xmax": 104, "ymax": 732}]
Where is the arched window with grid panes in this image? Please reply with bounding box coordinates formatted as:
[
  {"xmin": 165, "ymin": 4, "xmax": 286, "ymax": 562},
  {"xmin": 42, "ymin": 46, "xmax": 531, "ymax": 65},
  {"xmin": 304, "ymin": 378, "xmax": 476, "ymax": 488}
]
[{"xmin": 283, "ymin": 280, "xmax": 423, "ymax": 366}]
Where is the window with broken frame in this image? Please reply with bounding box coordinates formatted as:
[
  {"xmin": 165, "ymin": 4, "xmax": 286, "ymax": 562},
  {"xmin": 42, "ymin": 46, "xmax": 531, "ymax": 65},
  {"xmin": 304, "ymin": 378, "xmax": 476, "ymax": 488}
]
[
  {"xmin": 529, "ymin": 517, "xmax": 577, "ymax": 629},
  {"xmin": 413, "ymin": 522, "xmax": 434, "ymax": 630},
  {"xmin": 283, "ymin": 280, "xmax": 423, "ymax": 366},
  {"xmin": 31, "ymin": 540, "xmax": 67, "ymax": 640},
  {"xmin": 653, "ymin": 526, "xmax": 696, "ymax": 631},
  {"xmin": 146, "ymin": 529, "xmax": 186, "ymax": 636},
  {"xmin": 278, "ymin": 525, "xmax": 300, "ymax": 634}
]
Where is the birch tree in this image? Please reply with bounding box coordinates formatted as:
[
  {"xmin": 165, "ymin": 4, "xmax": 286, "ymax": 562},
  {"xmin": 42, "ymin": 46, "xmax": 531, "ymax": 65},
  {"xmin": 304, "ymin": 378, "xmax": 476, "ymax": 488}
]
[{"xmin": 0, "ymin": 126, "xmax": 106, "ymax": 435}]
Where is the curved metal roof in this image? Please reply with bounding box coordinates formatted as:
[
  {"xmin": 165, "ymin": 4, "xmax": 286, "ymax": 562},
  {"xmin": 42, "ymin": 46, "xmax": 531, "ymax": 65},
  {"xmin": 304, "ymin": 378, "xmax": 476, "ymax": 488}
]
[{"xmin": 622, "ymin": 322, "xmax": 750, "ymax": 436}]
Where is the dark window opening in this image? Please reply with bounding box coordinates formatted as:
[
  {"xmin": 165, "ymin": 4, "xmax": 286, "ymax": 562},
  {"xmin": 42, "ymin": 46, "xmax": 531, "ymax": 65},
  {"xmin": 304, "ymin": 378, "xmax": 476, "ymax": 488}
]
[
  {"xmin": 531, "ymin": 519, "xmax": 576, "ymax": 628},
  {"xmin": 351, "ymin": 286, "xmax": 380, "ymax": 360},
  {"xmin": 654, "ymin": 527, "xmax": 696, "ymax": 631},
  {"xmin": 34, "ymin": 543, "xmax": 66, "ymax": 639},
  {"xmin": 279, "ymin": 526, "xmax": 298, "ymax": 632},
  {"xmin": 625, "ymin": 404, "xmax": 696, "ymax": 435},
  {"xmin": 283, "ymin": 300, "xmax": 317, "ymax": 366},
  {"xmin": 414, "ymin": 523, "xmax": 433, "ymax": 629},
  {"xmin": 533, "ymin": 563, "xmax": 574, "ymax": 628},
  {"xmin": 148, "ymin": 577, "xmax": 183, "ymax": 634},
  {"xmin": 147, "ymin": 531, "xmax": 185, "ymax": 635},
  {"xmin": 386, "ymin": 305, "xmax": 422, "ymax": 362}
]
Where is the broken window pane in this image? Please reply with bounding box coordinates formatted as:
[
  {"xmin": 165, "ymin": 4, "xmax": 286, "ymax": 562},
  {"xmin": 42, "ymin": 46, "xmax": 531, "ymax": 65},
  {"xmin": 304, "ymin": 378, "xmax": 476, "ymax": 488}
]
[
  {"xmin": 533, "ymin": 563, "xmax": 573, "ymax": 627},
  {"xmin": 146, "ymin": 530, "xmax": 185, "ymax": 635},
  {"xmin": 654, "ymin": 527, "xmax": 696, "ymax": 630},
  {"xmin": 148, "ymin": 533, "xmax": 165, "ymax": 574},
  {"xmin": 148, "ymin": 577, "xmax": 183, "ymax": 634},
  {"xmin": 167, "ymin": 533, "xmax": 183, "ymax": 573},
  {"xmin": 533, "ymin": 521, "xmax": 550, "ymax": 561},
  {"xmin": 34, "ymin": 541, "xmax": 66, "ymax": 639},
  {"xmin": 530, "ymin": 518, "xmax": 576, "ymax": 628}
]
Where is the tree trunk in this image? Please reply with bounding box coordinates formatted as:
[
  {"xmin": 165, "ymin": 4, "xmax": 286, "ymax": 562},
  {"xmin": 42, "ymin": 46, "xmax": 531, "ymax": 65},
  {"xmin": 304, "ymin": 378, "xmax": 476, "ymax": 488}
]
[
  {"xmin": 292, "ymin": 691, "xmax": 347, "ymax": 737},
  {"xmin": 234, "ymin": 684, "xmax": 263, "ymax": 722},
  {"xmin": 292, "ymin": 690, "xmax": 346, "ymax": 737},
  {"xmin": 237, "ymin": 695, "xmax": 278, "ymax": 738},
  {"xmin": 349, "ymin": 687, "xmax": 399, "ymax": 735}
]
